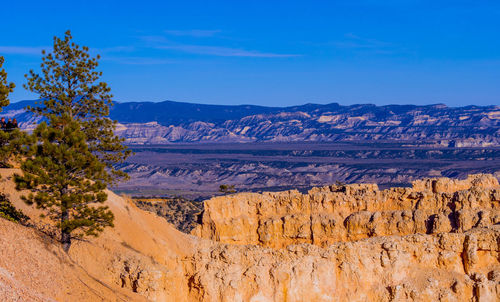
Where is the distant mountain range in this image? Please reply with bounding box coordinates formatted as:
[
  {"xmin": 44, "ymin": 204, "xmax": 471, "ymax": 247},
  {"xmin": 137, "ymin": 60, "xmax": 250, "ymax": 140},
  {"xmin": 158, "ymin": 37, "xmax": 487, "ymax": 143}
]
[{"xmin": 3, "ymin": 100, "xmax": 499, "ymax": 146}]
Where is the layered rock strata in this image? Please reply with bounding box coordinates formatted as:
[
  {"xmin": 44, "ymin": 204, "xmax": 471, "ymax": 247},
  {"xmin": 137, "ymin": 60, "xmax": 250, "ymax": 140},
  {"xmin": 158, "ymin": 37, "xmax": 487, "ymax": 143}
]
[
  {"xmin": 192, "ymin": 174, "xmax": 500, "ymax": 248},
  {"xmin": 185, "ymin": 174, "xmax": 500, "ymax": 301},
  {"xmin": 1, "ymin": 169, "xmax": 499, "ymax": 301},
  {"xmin": 187, "ymin": 227, "xmax": 500, "ymax": 301}
]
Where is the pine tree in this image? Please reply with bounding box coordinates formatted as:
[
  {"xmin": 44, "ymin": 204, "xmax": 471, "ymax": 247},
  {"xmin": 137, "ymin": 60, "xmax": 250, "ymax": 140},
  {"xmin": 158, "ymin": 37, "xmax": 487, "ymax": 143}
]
[
  {"xmin": 0, "ymin": 57, "xmax": 28, "ymax": 223},
  {"xmin": 0, "ymin": 56, "xmax": 15, "ymax": 109},
  {"xmin": 15, "ymin": 31, "xmax": 130, "ymax": 252},
  {"xmin": 0, "ymin": 56, "xmax": 25, "ymax": 167}
]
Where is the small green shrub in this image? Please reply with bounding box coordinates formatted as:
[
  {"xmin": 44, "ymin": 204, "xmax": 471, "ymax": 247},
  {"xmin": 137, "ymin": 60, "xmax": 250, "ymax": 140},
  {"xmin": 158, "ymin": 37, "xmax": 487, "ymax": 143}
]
[
  {"xmin": 219, "ymin": 184, "xmax": 236, "ymax": 194},
  {"xmin": 0, "ymin": 194, "xmax": 28, "ymax": 223}
]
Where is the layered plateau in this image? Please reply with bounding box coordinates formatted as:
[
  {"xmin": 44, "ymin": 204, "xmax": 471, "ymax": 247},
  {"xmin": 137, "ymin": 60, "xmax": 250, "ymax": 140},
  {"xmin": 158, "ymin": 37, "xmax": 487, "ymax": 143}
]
[
  {"xmin": 6, "ymin": 100, "xmax": 498, "ymax": 198},
  {"xmin": 5, "ymin": 100, "xmax": 500, "ymax": 146}
]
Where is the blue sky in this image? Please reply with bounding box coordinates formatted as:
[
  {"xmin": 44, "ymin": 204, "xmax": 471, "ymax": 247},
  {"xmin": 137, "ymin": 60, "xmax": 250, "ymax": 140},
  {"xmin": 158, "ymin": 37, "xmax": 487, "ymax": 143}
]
[{"xmin": 1, "ymin": 0, "xmax": 499, "ymax": 106}]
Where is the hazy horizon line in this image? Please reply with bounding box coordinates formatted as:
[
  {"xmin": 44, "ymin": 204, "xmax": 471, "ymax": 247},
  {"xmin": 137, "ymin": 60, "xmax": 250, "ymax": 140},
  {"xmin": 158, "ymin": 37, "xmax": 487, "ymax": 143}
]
[{"xmin": 8, "ymin": 98, "xmax": 499, "ymax": 109}]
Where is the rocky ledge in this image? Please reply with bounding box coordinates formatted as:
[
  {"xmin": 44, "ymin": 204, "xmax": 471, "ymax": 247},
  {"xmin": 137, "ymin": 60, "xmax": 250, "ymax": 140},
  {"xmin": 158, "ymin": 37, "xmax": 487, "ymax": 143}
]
[
  {"xmin": 185, "ymin": 174, "xmax": 499, "ymax": 301},
  {"xmin": 192, "ymin": 174, "xmax": 499, "ymax": 248},
  {"xmin": 1, "ymin": 170, "xmax": 498, "ymax": 301}
]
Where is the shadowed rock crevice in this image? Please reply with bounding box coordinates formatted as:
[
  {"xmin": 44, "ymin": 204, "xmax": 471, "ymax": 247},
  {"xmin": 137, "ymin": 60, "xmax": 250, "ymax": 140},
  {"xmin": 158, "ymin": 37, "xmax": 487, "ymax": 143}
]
[{"xmin": 134, "ymin": 197, "xmax": 204, "ymax": 233}]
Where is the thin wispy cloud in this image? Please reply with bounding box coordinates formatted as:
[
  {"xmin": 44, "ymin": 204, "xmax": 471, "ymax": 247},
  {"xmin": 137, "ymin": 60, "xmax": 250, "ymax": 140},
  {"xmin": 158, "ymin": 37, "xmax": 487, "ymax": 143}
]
[
  {"xmin": 1, "ymin": 45, "xmax": 135, "ymax": 57},
  {"xmin": 330, "ymin": 33, "xmax": 411, "ymax": 55},
  {"xmin": 0, "ymin": 46, "xmax": 46, "ymax": 55},
  {"xmin": 139, "ymin": 35, "xmax": 169, "ymax": 44},
  {"xmin": 138, "ymin": 35, "xmax": 299, "ymax": 58},
  {"xmin": 157, "ymin": 44, "xmax": 299, "ymax": 58},
  {"xmin": 1, "ymin": 35, "xmax": 299, "ymax": 61},
  {"xmin": 97, "ymin": 46, "xmax": 136, "ymax": 54},
  {"xmin": 101, "ymin": 56, "xmax": 175, "ymax": 65},
  {"xmin": 164, "ymin": 29, "xmax": 221, "ymax": 37}
]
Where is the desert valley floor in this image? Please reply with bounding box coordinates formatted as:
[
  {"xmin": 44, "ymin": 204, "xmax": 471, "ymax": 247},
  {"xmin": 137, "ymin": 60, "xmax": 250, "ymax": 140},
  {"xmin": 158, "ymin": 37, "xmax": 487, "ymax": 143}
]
[{"xmin": 115, "ymin": 142, "xmax": 500, "ymax": 199}]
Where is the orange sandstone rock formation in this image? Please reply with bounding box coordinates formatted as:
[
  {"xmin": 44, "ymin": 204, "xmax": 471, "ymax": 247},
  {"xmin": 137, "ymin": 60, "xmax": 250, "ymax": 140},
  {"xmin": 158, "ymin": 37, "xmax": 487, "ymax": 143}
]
[
  {"xmin": 192, "ymin": 174, "xmax": 500, "ymax": 248},
  {"xmin": 186, "ymin": 174, "xmax": 499, "ymax": 301},
  {"xmin": 0, "ymin": 168, "xmax": 499, "ymax": 301}
]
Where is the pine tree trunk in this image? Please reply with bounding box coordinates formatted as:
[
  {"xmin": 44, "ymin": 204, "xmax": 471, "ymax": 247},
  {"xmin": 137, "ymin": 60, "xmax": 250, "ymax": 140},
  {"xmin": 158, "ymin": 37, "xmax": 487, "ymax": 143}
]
[{"xmin": 61, "ymin": 208, "xmax": 71, "ymax": 252}]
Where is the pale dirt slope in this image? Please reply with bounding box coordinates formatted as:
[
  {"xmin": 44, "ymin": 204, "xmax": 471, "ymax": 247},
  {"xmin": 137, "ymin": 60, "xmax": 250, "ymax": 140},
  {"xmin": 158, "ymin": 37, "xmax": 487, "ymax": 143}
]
[{"xmin": 0, "ymin": 168, "xmax": 193, "ymax": 301}]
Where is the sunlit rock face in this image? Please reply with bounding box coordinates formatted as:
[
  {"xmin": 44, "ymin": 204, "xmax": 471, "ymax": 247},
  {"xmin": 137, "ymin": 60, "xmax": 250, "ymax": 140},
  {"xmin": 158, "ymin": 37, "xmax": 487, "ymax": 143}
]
[
  {"xmin": 1, "ymin": 170, "xmax": 499, "ymax": 301},
  {"xmin": 186, "ymin": 174, "xmax": 500, "ymax": 301},
  {"xmin": 192, "ymin": 174, "xmax": 499, "ymax": 248}
]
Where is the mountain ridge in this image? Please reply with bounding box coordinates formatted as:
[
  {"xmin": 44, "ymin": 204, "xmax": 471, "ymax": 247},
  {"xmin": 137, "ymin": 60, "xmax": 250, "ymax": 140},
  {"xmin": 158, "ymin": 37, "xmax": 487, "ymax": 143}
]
[{"xmin": 4, "ymin": 99, "xmax": 499, "ymax": 146}]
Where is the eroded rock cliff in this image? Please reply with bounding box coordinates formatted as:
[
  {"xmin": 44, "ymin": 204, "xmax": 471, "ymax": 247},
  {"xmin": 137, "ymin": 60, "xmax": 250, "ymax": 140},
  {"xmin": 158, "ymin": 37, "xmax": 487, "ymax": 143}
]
[
  {"xmin": 1, "ymin": 169, "xmax": 499, "ymax": 301},
  {"xmin": 187, "ymin": 174, "xmax": 500, "ymax": 301},
  {"xmin": 187, "ymin": 227, "xmax": 500, "ymax": 301},
  {"xmin": 192, "ymin": 174, "xmax": 499, "ymax": 248}
]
